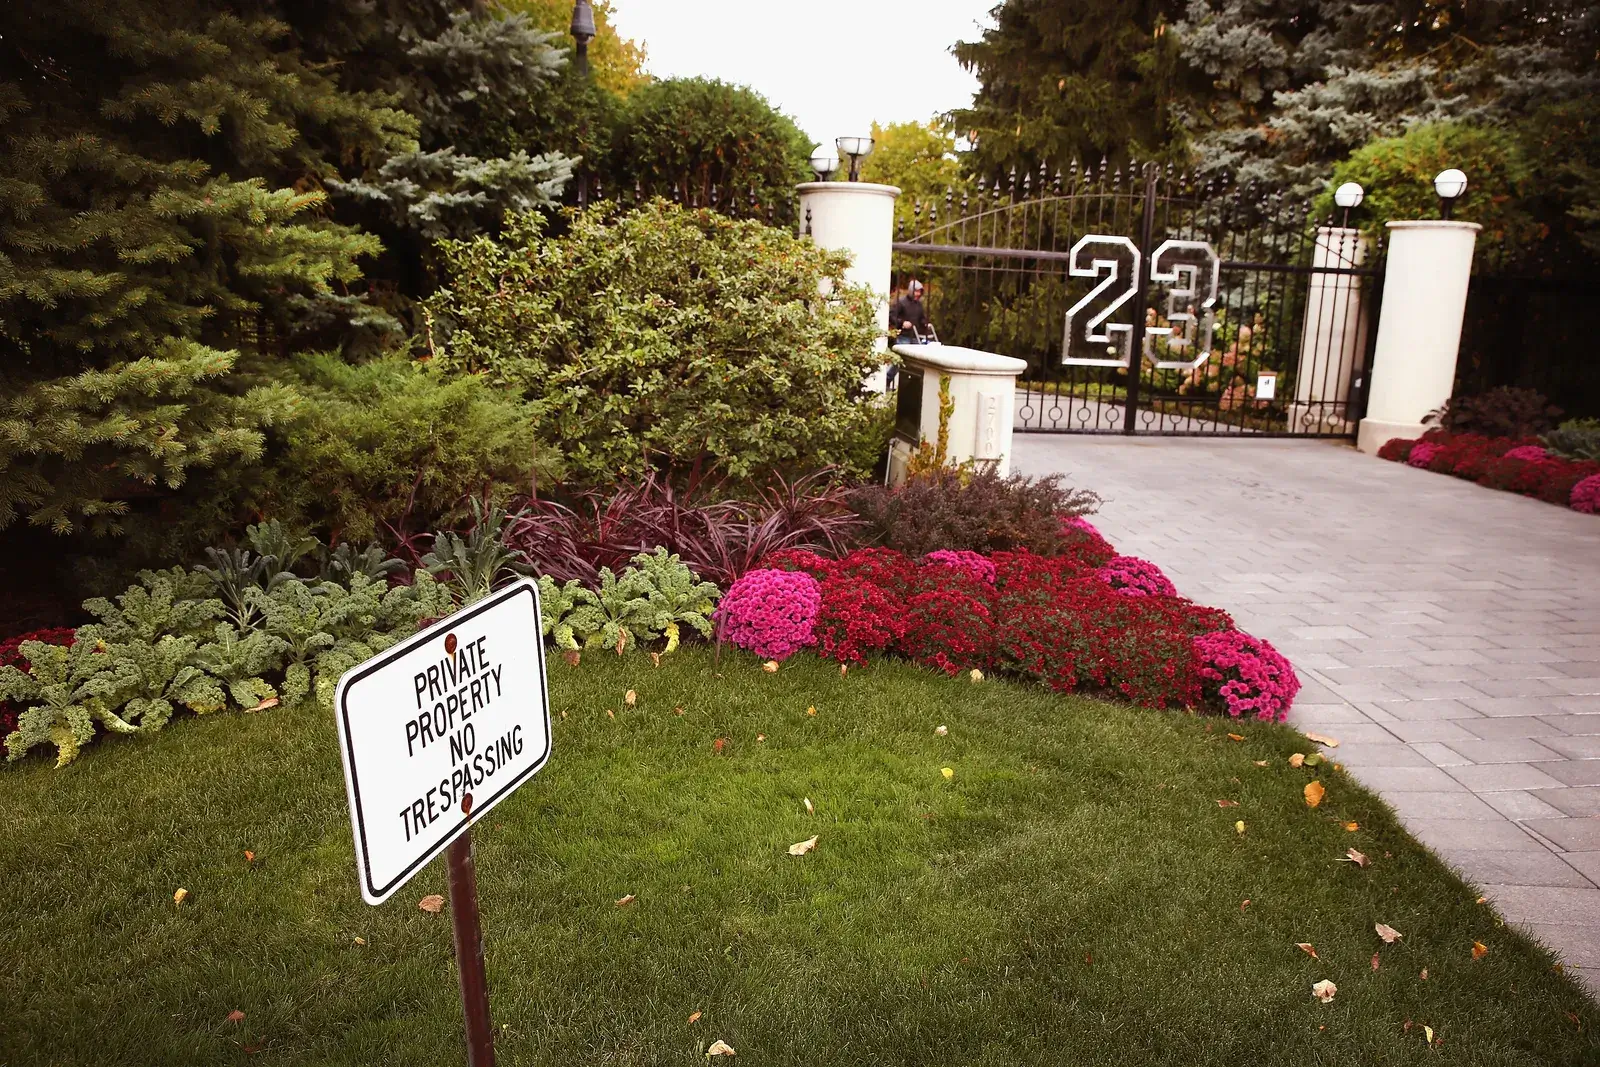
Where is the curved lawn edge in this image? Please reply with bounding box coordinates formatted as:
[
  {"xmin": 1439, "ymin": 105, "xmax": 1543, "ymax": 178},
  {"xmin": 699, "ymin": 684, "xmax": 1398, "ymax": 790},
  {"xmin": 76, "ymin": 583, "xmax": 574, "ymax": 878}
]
[{"xmin": 2, "ymin": 649, "xmax": 1595, "ymax": 1065}]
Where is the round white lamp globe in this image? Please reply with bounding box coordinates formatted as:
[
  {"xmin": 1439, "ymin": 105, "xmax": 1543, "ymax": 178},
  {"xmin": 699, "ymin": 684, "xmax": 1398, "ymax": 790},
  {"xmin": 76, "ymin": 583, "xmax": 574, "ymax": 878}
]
[{"xmin": 1333, "ymin": 181, "xmax": 1365, "ymax": 209}]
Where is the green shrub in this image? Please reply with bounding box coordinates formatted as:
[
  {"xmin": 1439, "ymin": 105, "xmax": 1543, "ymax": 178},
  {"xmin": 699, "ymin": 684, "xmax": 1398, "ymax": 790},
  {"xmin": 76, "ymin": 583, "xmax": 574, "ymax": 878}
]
[
  {"xmin": 538, "ymin": 549, "xmax": 721, "ymax": 656},
  {"xmin": 1543, "ymin": 418, "xmax": 1600, "ymax": 461},
  {"xmin": 850, "ymin": 469, "xmax": 1100, "ymax": 558},
  {"xmin": 1322, "ymin": 123, "xmax": 1537, "ymax": 255},
  {"xmin": 613, "ymin": 77, "xmax": 810, "ymax": 222},
  {"xmin": 429, "ymin": 200, "xmax": 884, "ymax": 485}
]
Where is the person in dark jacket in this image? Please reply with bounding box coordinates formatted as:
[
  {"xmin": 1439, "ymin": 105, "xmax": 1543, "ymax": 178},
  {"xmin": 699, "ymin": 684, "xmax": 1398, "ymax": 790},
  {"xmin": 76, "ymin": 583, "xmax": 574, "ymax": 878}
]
[{"xmin": 889, "ymin": 279, "xmax": 932, "ymax": 343}]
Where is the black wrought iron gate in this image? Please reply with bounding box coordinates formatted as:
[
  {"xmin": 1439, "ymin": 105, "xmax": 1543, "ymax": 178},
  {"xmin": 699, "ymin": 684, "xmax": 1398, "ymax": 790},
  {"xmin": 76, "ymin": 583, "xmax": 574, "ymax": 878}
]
[{"xmin": 892, "ymin": 162, "xmax": 1387, "ymax": 436}]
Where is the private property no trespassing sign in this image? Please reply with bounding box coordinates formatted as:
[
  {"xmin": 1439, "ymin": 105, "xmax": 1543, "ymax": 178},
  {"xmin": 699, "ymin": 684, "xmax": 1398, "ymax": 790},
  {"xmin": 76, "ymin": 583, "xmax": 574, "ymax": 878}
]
[{"xmin": 334, "ymin": 579, "xmax": 550, "ymax": 905}]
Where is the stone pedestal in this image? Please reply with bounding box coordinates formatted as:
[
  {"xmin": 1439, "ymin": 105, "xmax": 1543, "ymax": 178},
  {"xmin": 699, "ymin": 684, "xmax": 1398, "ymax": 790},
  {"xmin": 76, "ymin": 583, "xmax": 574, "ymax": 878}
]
[
  {"xmin": 1357, "ymin": 220, "xmax": 1481, "ymax": 454},
  {"xmin": 886, "ymin": 344, "xmax": 1028, "ymax": 485},
  {"xmin": 797, "ymin": 181, "xmax": 900, "ymax": 392},
  {"xmin": 1290, "ymin": 226, "xmax": 1369, "ymax": 434}
]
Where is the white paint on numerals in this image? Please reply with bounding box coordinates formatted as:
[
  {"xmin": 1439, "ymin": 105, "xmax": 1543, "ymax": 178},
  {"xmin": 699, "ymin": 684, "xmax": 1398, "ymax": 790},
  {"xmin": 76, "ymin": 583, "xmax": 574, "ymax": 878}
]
[
  {"xmin": 1143, "ymin": 239, "xmax": 1220, "ymax": 370},
  {"xmin": 1062, "ymin": 235, "xmax": 1141, "ymax": 367}
]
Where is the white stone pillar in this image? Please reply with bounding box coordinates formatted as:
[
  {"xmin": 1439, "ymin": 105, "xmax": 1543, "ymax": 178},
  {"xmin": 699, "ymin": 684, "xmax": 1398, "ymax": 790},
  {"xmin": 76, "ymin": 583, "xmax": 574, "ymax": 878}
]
[
  {"xmin": 797, "ymin": 181, "xmax": 900, "ymax": 392},
  {"xmin": 886, "ymin": 344, "xmax": 1028, "ymax": 485},
  {"xmin": 1356, "ymin": 220, "xmax": 1480, "ymax": 453},
  {"xmin": 1290, "ymin": 226, "xmax": 1368, "ymax": 434}
]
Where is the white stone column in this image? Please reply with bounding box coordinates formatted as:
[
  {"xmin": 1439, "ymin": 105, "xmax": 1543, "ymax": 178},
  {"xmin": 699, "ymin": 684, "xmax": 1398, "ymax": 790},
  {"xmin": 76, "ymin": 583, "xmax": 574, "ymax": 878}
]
[
  {"xmin": 1356, "ymin": 220, "xmax": 1481, "ymax": 454},
  {"xmin": 797, "ymin": 181, "xmax": 900, "ymax": 392},
  {"xmin": 886, "ymin": 344, "xmax": 1028, "ymax": 485},
  {"xmin": 1290, "ymin": 226, "xmax": 1368, "ymax": 434}
]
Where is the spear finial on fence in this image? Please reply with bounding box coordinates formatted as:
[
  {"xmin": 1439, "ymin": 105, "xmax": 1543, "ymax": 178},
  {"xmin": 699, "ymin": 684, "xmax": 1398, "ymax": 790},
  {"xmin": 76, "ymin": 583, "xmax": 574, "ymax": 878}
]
[
  {"xmin": 1008, "ymin": 165, "xmax": 1018, "ymax": 200},
  {"xmin": 1054, "ymin": 167, "xmax": 1064, "ymax": 194}
]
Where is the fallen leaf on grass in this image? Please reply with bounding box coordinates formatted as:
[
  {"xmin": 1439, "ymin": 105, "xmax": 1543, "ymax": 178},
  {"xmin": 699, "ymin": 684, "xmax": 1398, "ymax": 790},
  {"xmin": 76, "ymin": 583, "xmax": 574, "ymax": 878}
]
[
  {"xmin": 419, "ymin": 894, "xmax": 445, "ymax": 914},
  {"xmin": 761, "ymin": 661, "xmax": 779, "ymax": 673},
  {"xmin": 941, "ymin": 767, "xmax": 955, "ymax": 780},
  {"xmin": 354, "ymin": 937, "xmax": 366, "ymax": 946},
  {"xmin": 1289, "ymin": 753, "xmax": 1306, "ymax": 768},
  {"xmin": 1371, "ymin": 952, "xmax": 1381, "ymax": 971},
  {"xmin": 1217, "ymin": 799, "xmax": 1239, "ymax": 808},
  {"xmin": 1343, "ymin": 848, "xmax": 1370, "ymax": 868},
  {"xmin": 1253, "ymin": 759, "xmax": 1269, "ymax": 767},
  {"xmin": 687, "ymin": 1011, "xmax": 702, "ymax": 1025},
  {"xmin": 1235, "ymin": 820, "xmax": 1247, "ymax": 835},
  {"xmin": 173, "ymin": 888, "xmax": 188, "ymax": 906},
  {"xmin": 615, "ymin": 894, "xmax": 636, "ymax": 907},
  {"xmin": 606, "ymin": 709, "xmax": 615, "ymax": 720},
  {"xmin": 1472, "ymin": 941, "xmax": 1488, "ymax": 959},
  {"xmin": 226, "ymin": 1010, "xmax": 245, "ymax": 1023},
  {"xmin": 249, "ymin": 696, "xmax": 279, "ymax": 713},
  {"xmin": 1420, "ymin": 968, "xmax": 1427, "ymax": 979},
  {"xmin": 1304, "ymin": 781, "xmax": 1326, "ymax": 808},
  {"xmin": 712, "ymin": 738, "xmax": 727, "ymax": 754},
  {"xmin": 936, "ymin": 725, "xmax": 948, "ymax": 736},
  {"xmin": 562, "ymin": 650, "xmax": 581, "ymax": 667},
  {"xmin": 1312, "ymin": 979, "xmax": 1337, "ymax": 1003},
  {"xmin": 675, "ymin": 707, "xmax": 685, "ymax": 716},
  {"xmin": 651, "ymin": 652, "xmax": 662, "ymax": 668},
  {"xmin": 840, "ymin": 664, "xmax": 848, "ymax": 677},
  {"xmin": 625, "ymin": 689, "xmax": 637, "ymax": 706},
  {"xmin": 1475, "ymin": 896, "xmax": 1486, "ymax": 904},
  {"xmin": 560, "ymin": 710, "xmax": 568, "ymax": 719},
  {"xmin": 708, "ymin": 1039, "xmax": 736, "ymax": 1056},
  {"xmin": 787, "ymin": 836, "xmax": 818, "ymax": 857},
  {"xmin": 1343, "ymin": 821, "xmax": 1359, "ymax": 832},
  {"xmin": 970, "ymin": 668, "xmax": 984, "ymax": 683},
  {"xmin": 243, "ymin": 850, "xmax": 255, "ymax": 863},
  {"xmin": 803, "ymin": 798, "xmax": 814, "ymax": 814},
  {"xmin": 1241, "ymin": 899, "xmax": 1251, "ymax": 911},
  {"xmin": 1296, "ymin": 942, "xmax": 1318, "ymax": 959},
  {"xmin": 1375, "ymin": 922, "xmax": 1403, "ymax": 943},
  {"xmin": 1227, "ymin": 733, "xmax": 1245, "ymax": 742},
  {"xmin": 806, "ymin": 705, "xmax": 817, "ymax": 716},
  {"xmin": 1424, "ymin": 1025, "xmax": 1435, "ymax": 1045},
  {"xmin": 1304, "ymin": 731, "xmax": 1340, "ymax": 748}
]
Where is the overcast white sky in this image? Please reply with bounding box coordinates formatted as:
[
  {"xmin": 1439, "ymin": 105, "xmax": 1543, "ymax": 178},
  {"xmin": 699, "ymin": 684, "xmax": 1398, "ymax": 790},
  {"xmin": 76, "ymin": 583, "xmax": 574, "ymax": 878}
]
[{"xmin": 607, "ymin": 1, "xmax": 995, "ymax": 148}]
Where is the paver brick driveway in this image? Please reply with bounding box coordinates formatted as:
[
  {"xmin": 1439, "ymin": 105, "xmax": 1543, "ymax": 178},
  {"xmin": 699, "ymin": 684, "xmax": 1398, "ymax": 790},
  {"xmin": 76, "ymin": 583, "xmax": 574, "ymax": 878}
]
[{"xmin": 1014, "ymin": 434, "xmax": 1600, "ymax": 995}]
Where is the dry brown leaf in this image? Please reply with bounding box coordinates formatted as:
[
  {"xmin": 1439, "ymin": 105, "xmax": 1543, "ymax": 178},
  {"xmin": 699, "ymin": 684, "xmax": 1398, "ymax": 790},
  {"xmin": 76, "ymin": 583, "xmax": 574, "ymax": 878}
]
[
  {"xmin": 562, "ymin": 650, "xmax": 581, "ymax": 667},
  {"xmin": 1304, "ymin": 731, "xmax": 1340, "ymax": 748},
  {"xmin": 687, "ymin": 1011, "xmax": 702, "ymax": 1025},
  {"xmin": 560, "ymin": 710, "xmax": 568, "ymax": 719},
  {"xmin": 712, "ymin": 737, "xmax": 727, "ymax": 754},
  {"xmin": 1296, "ymin": 942, "xmax": 1318, "ymax": 959},
  {"xmin": 1475, "ymin": 895, "xmax": 1486, "ymax": 904},
  {"xmin": 1424, "ymin": 1025, "xmax": 1435, "ymax": 1045},
  {"xmin": 806, "ymin": 705, "xmax": 817, "ymax": 716},
  {"xmin": 606, "ymin": 709, "xmax": 615, "ymax": 720},
  {"xmin": 173, "ymin": 887, "xmax": 188, "ymax": 906},
  {"xmin": 1371, "ymin": 952, "xmax": 1381, "ymax": 971},
  {"xmin": 1375, "ymin": 922, "xmax": 1403, "ymax": 943},
  {"xmin": 615, "ymin": 894, "xmax": 636, "ymax": 907},
  {"xmin": 625, "ymin": 689, "xmax": 637, "ymax": 706},
  {"xmin": 803, "ymin": 797, "xmax": 814, "ymax": 814},
  {"xmin": 936, "ymin": 725, "xmax": 948, "ymax": 736},
  {"xmin": 1312, "ymin": 979, "xmax": 1337, "ymax": 1003},
  {"xmin": 761, "ymin": 660, "xmax": 779, "ymax": 673},
  {"xmin": 1253, "ymin": 759, "xmax": 1269, "ymax": 767},
  {"xmin": 1235, "ymin": 820, "xmax": 1247, "ymax": 835},
  {"xmin": 243, "ymin": 850, "xmax": 255, "ymax": 863},
  {"xmin": 226, "ymin": 1010, "xmax": 245, "ymax": 1023},
  {"xmin": 1288, "ymin": 752, "xmax": 1306, "ymax": 768},
  {"xmin": 418, "ymin": 894, "xmax": 445, "ymax": 914},
  {"xmin": 1343, "ymin": 821, "xmax": 1360, "ymax": 832},
  {"xmin": 1344, "ymin": 848, "xmax": 1370, "ymax": 868},
  {"xmin": 354, "ymin": 937, "xmax": 366, "ymax": 946},
  {"xmin": 615, "ymin": 631, "xmax": 627, "ymax": 655},
  {"xmin": 707, "ymin": 1039, "xmax": 736, "ymax": 1057},
  {"xmin": 1472, "ymin": 941, "xmax": 1488, "ymax": 959},
  {"xmin": 674, "ymin": 706, "xmax": 685, "ymax": 716},
  {"xmin": 1227, "ymin": 733, "xmax": 1245, "ymax": 742},
  {"xmin": 840, "ymin": 663, "xmax": 848, "ymax": 677},
  {"xmin": 1304, "ymin": 780, "xmax": 1326, "ymax": 808},
  {"xmin": 1217, "ymin": 799, "xmax": 1239, "ymax": 808},
  {"xmin": 650, "ymin": 652, "xmax": 662, "ymax": 668},
  {"xmin": 756, "ymin": 733, "xmax": 766, "ymax": 742},
  {"xmin": 787, "ymin": 835, "xmax": 819, "ymax": 857},
  {"xmin": 1240, "ymin": 899, "xmax": 1251, "ymax": 911},
  {"xmin": 970, "ymin": 668, "xmax": 984, "ymax": 683},
  {"xmin": 249, "ymin": 696, "xmax": 279, "ymax": 713}
]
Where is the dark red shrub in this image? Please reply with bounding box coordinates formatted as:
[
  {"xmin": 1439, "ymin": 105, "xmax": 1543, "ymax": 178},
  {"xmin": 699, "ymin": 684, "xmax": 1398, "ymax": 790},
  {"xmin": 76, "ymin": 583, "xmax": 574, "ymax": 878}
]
[
  {"xmin": 896, "ymin": 566, "xmax": 996, "ymax": 675},
  {"xmin": 813, "ymin": 575, "xmax": 906, "ymax": 665},
  {"xmin": 829, "ymin": 547, "xmax": 919, "ymax": 598},
  {"xmin": 1377, "ymin": 438, "xmax": 1416, "ymax": 462},
  {"xmin": 1479, "ymin": 455, "xmax": 1556, "ymax": 496},
  {"xmin": 850, "ymin": 467, "xmax": 1100, "ymax": 557},
  {"xmin": 1534, "ymin": 459, "xmax": 1600, "ymax": 505}
]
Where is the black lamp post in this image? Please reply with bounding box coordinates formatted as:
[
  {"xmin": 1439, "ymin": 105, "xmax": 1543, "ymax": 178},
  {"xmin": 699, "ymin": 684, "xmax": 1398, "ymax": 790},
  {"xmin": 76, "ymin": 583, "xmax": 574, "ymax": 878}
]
[{"xmin": 570, "ymin": 0, "xmax": 596, "ymax": 75}]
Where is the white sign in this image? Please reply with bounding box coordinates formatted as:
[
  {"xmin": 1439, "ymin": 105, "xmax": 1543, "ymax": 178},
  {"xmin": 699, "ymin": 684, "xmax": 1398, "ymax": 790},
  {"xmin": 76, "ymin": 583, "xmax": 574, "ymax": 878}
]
[
  {"xmin": 334, "ymin": 579, "xmax": 550, "ymax": 905},
  {"xmin": 1255, "ymin": 372, "xmax": 1277, "ymax": 401}
]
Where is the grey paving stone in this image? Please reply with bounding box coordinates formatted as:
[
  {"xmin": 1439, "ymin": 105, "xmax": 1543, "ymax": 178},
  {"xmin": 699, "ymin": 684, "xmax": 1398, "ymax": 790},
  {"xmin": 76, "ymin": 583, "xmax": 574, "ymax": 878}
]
[
  {"xmin": 1532, "ymin": 788, "xmax": 1600, "ymax": 818},
  {"xmin": 1541, "ymin": 736, "xmax": 1600, "ymax": 759},
  {"xmin": 1541, "ymin": 716, "xmax": 1600, "ymax": 736},
  {"xmin": 1293, "ymin": 722, "xmax": 1400, "ymax": 746},
  {"xmin": 1382, "ymin": 720, "xmax": 1481, "ymax": 744},
  {"xmin": 1460, "ymin": 715, "xmax": 1566, "ymax": 740},
  {"xmin": 1335, "ymin": 742, "xmax": 1437, "ymax": 768},
  {"xmin": 1443, "ymin": 738, "xmax": 1567, "ymax": 764},
  {"xmin": 1447, "ymin": 763, "xmax": 1570, "ymax": 792},
  {"xmin": 1439, "ymin": 851, "xmax": 1596, "ymax": 889},
  {"xmin": 1522, "ymin": 819, "xmax": 1600, "ymax": 852},
  {"xmin": 1391, "ymin": 790, "xmax": 1504, "ymax": 819},
  {"xmin": 1290, "ymin": 625, "xmax": 1369, "ymax": 640},
  {"xmin": 1402, "ymin": 817, "xmax": 1549, "ymax": 852},
  {"xmin": 1463, "ymin": 695, "xmax": 1567, "ymax": 717},
  {"xmin": 1480, "ymin": 884, "xmax": 1600, "ymax": 926},
  {"xmin": 1550, "ymin": 678, "xmax": 1600, "ymax": 696},
  {"xmin": 1353, "ymin": 766, "xmax": 1467, "ymax": 792},
  {"xmin": 1565, "ymin": 852, "xmax": 1600, "ymax": 885},
  {"xmin": 1469, "ymin": 678, "xmax": 1571, "ymax": 698},
  {"xmin": 1517, "ymin": 922, "xmax": 1600, "ymax": 964},
  {"xmin": 1482, "ymin": 790, "xmax": 1571, "ymax": 821},
  {"xmin": 1413, "ymin": 742, "xmax": 1473, "ymax": 767},
  {"xmin": 1543, "ymin": 762, "xmax": 1600, "ymax": 787},
  {"xmin": 1368, "ymin": 699, "xmax": 1481, "ymax": 722}
]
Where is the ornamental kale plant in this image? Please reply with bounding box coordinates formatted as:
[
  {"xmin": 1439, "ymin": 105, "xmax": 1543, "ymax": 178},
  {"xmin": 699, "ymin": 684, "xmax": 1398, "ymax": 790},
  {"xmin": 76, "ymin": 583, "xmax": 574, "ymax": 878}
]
[
  {"xmin": 1543, "ymin": 419, "xmax": 1600, "ymax": 461},
  {"xmin": 537, "ymin": 550, "xmax": 722, "ymax": 656}
]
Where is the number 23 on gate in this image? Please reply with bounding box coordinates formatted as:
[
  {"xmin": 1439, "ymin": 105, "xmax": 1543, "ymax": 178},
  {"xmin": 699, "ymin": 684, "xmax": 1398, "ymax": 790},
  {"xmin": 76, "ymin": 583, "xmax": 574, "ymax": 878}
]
[{"xmin": 333, "ymin": 579, "xmax": 551, "ymax": 905}]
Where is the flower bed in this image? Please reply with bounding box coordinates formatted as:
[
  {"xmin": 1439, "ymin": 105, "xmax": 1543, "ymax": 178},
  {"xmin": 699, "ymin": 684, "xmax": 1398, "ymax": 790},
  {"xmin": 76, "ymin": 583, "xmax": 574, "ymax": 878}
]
[
  {"xmin": 1379, "ymin": 432, "xmax": 1600, "ymax": 513},
  {"xmin": 743, "ymin": 534, "xmax": 1299, "ymax": 721}
]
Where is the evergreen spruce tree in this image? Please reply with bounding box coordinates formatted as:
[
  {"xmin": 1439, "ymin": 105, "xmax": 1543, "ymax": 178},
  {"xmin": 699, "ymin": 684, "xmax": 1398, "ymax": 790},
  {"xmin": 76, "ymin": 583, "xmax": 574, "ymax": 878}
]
[{"xmin": 0, "ymin": 2, "xmax": 412, "ymax": 536}]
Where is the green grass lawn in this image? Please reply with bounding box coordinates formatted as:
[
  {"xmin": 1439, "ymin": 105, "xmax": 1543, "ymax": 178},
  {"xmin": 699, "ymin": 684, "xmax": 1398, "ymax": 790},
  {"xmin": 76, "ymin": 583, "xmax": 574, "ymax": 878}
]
[{"xmin": 2, "ymin": 649, "xmax": 1595, "ymax": 1065}]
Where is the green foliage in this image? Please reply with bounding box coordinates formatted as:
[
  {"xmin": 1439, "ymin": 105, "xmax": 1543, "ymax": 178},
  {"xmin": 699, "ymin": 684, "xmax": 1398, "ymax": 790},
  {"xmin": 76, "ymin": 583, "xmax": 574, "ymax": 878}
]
[
  {"xmin": 1322, "ymin": 124, "xmax": 1536, "ymax": 253},
  {"xmin": 1541, "ymin": 418, "xmax": 1600, "ymax": 460},
  {"xmin": 424, "ymin": 503, "xmax": 534, "ymax": 605},
  {"xmin": 429, "ymin": 201, "xmax": 883, "ymax": 486},
  {"xmin": 860, "ymin": 119, "xmax": 970, "ymax": 234},
  {"xmin": 320, "ymin": 543, "xmax": 409, "ymax": 586},
  {"xmin": 612, "ymin": 78, "xmax": 811, "ymax": 222},
  {"xmin": 498, "ymin": 0, "xmax": 649, "ymax": 96},
  {"xmin": 82, "ymin": 569, "xmax": 222, "ymax": 644},
  {"xmin": 0, "ymin": 639, "xmax": 140, "ymax": 769},
  {"xmin": 190, "ymin": 624, "xmax": 289, "ymax": 711},
  {"xmin": 537, "ymin": 550, "xmax": 722, "ymax": 655}
]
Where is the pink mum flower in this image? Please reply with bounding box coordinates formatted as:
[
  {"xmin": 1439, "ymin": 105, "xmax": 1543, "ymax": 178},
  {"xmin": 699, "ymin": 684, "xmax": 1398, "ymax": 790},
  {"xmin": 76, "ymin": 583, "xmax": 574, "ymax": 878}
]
[
  {"xmin": 923, "ymin": 549, "xmax": 997, "ymax": 586},
  {"xmin": 1572, "ymin": 473, "xmax": 1600, "ymax": 515},
  {"xmin": 1096, "ymin": 555, "xmax": 1177, "ymax": 597},
  {"xmin": 1407, "ymin": 441, "xmax": 1441, "ymax": 468},
  {"xmin": 714, "ymin": 568, "xmax": 822, "ymax": 661},
  {"xmin": 1501, "ymin": 445, "xmax": 1549, "ymax": 462},
  {"xmin": 1194, "ymin": 629, "xmax": 1301, "ymax": 722}
]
